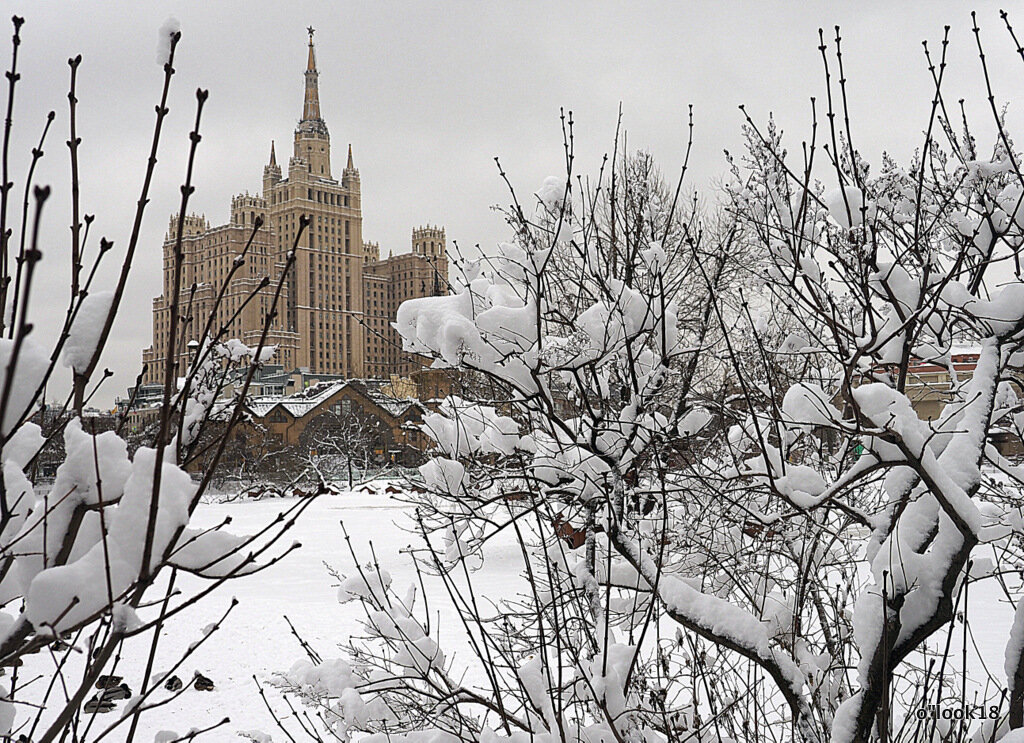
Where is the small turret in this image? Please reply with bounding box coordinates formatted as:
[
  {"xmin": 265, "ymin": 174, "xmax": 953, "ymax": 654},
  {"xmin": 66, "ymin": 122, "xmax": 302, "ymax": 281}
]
[
  {"xmin": 413, "ymin": 225, "xmax": 448, "ymax": 291},
  {"xmin": 231, "ymin": 193, "xmax": 268, "ymax": 228},
  {"xmin": 412, "ymin": 225, "xmax": 446, "ymax": 259},
  {"xmin": 263, "ymin": 140, "xmax": 282, "ymax": 193},
  {"xmin": 166, "ymin": 213, "xmax": 209, "ymax": 242},
  {"xmin": 342, "ymin": 143, "xmax": 360, "ymax": 190}
]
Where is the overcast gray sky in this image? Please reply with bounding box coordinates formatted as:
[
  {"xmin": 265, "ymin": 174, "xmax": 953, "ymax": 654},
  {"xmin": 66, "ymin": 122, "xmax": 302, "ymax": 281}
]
[{"xmin": 8, "ymin": 0, "xmax": 1023, "ymax": 407}]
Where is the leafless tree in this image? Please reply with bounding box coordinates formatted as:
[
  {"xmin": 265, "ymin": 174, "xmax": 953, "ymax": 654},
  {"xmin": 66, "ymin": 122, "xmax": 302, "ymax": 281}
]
[
  {"xmin": 0, "ymin": 18, "xmax": 319, "ymax": 741},
  {"xmin": 299, "ymin": 407, "xmax": 392, "ymax": 490}
]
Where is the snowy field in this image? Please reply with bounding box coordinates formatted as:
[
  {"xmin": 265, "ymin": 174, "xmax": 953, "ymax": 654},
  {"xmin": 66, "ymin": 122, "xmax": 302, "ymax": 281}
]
[
  {"xmin": 18, "ymin": 487, "xmax": 1021, "ymax": 742},
  {"xmin": 49, "ymin": 489, "xmax": 526, "ymax": 742}
]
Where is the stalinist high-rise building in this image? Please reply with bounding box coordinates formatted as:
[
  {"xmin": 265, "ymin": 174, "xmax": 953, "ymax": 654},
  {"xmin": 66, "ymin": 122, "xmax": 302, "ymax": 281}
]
[{"xmin": 141, "ymin": 29, "xmax": 448, "ymax": 388}]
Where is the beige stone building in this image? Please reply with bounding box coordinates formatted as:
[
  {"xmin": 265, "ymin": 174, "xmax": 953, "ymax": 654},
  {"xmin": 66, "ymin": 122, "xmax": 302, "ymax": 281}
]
[
  {"xmin": 142, "ymin": 203, "xmax": 300, "ymax": 382},
  {"xmin": 141, "ymin": 30, "xmax": 448, "ymax": 387},
  {"xmin": 363, "ymin": 225, "xmax": 448, "ymax": 378}
]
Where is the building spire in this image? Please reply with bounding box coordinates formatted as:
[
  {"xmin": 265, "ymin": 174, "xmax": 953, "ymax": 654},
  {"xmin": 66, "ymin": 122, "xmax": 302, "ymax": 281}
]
[
  {"xmin": 269, "ymin": 140, "xmax": 277, "ymax": 166},
  {"xmin": 347, "ymin": 143, "xmax": 354, "ymax": 169},
  {"xmin": 294, "ymin": 27, "xmax": 330, "ymax": 177},
  {"xmin": 302, "ymin": 26, "xmax": 322, "ymax": 121}
]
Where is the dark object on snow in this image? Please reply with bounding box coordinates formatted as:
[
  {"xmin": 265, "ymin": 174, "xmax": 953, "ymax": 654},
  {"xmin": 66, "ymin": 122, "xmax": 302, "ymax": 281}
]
[
  {"xmin": 193, "ymin": 671, "xmax": 215, "ymax": 691},
  {"xmin": 99, "ymin": 683, "xmax": 132, "ymax": 701},
  {"xmin": 84, "ymin": 695, "xmax": 116, "ymax": 714},
  {"xmin": 741, "ymin": 520, "xmax": 781, "ymax": 540},
  {"xmin": 95, "ymin": 674, "xmax": 123, "ymax": 690},
  {"xmin": 164, "ymin": 675, "xmax": 183, "ymax": 691},
  {"xmin": 552, "ymin": 513, "xmax": 586, "ymax": 550},
  {"xmin": 242, "ymin": 484, "xmax": 281, "ymax": 499}
]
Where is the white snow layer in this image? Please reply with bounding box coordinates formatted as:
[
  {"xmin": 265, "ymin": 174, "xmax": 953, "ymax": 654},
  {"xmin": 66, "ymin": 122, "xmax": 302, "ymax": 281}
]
[
  {"xmin": 24, "ymin": 446, "xmax": 194, "ymax": 632},
  {"xmin": 62, "ymin": 291, "xmax": 113, "ymax": 374}
]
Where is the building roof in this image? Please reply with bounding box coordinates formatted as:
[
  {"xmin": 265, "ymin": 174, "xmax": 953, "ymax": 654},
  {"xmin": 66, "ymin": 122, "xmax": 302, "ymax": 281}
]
[{"xmin": 247, "ymin": 378, "xmax": 423, "ymax": 421}]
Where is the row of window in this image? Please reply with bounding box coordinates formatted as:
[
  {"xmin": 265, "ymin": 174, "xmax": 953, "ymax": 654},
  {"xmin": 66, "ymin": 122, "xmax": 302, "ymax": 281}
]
[{"xmin": 268, "ymin": 187, "xmax": 351, "ymax": 208}]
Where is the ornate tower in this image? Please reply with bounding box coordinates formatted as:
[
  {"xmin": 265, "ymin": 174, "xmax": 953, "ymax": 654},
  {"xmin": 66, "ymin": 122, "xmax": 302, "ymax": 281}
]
[
  {"xmin": 412, "ymin": 225, "xmax": 449, "ymax": 294},
  {"xmin": 262, "ymin": 29, "xmax": 366, "ymax": 378},
  {"xmin": 412, "ymin": 225, "xmax": 446, "ymax": 261},
  {"xmin": 294, "ymin": 27, "xmax": 331, "ymax": 178}
]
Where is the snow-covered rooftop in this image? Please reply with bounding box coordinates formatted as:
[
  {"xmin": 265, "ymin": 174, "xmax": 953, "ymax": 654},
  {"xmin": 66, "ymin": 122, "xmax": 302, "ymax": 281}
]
[{"xmin": 247, "ymin": 379, "xmax": 423, "ymax": 420}]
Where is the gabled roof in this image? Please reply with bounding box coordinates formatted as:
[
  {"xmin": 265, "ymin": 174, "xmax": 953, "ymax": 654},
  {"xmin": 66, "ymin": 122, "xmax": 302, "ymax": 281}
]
[{"xmin": 247, "ymin": 379, "xmax": 425, "ymax": 422}]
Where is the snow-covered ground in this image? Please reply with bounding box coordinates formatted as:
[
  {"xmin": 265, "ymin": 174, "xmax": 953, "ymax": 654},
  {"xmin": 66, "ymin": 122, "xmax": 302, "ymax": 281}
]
[
  {"xmin": 82, "ymin": 489, "xmax": 524, "ymax": 742},
  {"xmin": 18, "ymin": 488, "xmax": 1020, "ymax": 741}
]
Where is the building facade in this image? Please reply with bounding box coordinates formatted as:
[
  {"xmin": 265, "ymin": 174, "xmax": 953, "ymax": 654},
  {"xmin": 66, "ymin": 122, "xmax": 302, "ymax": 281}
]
[
  {"xmin": 363, "ymin": 225, "xmax": 448, "ymax": 378},
  {"xmin": 245, "ymin": 378, "xmax": 431, "ymax": 459},
  {"xmin": 141, "ymin": 30, "xmax": 448, "ymax": 388}
]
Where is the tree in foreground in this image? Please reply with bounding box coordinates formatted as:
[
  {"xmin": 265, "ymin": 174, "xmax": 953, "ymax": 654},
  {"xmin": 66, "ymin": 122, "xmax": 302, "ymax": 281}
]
[
  {"xmin": 0, "ymin": 17, "xmax": 313, "ymax": 741},
  {"xmin": 269, "ymin": 14, "xmax": 1024, "ymax": 743}
]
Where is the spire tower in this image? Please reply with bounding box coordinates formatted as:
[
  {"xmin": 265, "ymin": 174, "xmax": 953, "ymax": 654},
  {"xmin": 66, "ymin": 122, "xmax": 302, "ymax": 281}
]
[
  {"xmin": 294, "ymin": 26, "xmax": 331, "ymax": 178},
  {"xmin": 303, "ymin": 27, "xmax": 322, "ymax": 121}
]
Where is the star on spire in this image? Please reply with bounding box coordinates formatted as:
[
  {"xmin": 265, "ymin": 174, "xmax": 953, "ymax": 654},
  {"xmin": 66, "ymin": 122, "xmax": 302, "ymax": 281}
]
[{"xmin": 306, "ymin": 27, "xmax": 318, "ymax": 73}]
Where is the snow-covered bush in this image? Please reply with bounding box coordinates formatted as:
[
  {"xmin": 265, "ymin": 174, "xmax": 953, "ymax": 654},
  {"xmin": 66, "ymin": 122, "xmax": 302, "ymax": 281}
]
[
  {"xmin": 271, "ymin": 116, "xmax": 806, "ymax": 740},
  {"xmin": 0, "ymin": 19, "xmax": 313, "ymax": 740}
]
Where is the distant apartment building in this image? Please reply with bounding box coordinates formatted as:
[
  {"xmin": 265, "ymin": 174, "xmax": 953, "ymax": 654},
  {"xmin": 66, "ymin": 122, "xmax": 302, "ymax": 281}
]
[
  {"xmin": 832, "ymin": 345, "xmax": 1024, "ymax": 457},
  {"xmin": 363, "ymin": 225, "xmax": 447, "ymax": 378},
  {"xmin": 141, "ymin": 29, "xmax": 448, "ymax": 388}
]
